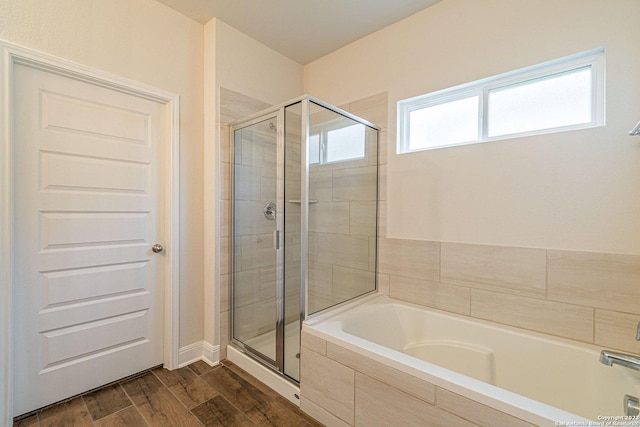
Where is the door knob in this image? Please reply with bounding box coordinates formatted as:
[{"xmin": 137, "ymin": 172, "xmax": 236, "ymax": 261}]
[{"xmin": 152, "ymin": 244, "xmax": 164, "ymax": 253}]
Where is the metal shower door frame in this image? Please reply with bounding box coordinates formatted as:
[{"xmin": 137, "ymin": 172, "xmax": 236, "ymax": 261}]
[{"xmin": 229, "ymin": 110, "xmax": 285, "ymax": 373}]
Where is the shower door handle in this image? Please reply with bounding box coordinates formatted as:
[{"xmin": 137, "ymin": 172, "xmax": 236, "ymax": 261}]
[{"xmin": 273, "ymin": 230, "xmax": 280, "ymax": 250}]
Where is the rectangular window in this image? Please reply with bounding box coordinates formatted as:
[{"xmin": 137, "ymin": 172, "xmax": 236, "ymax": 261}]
[
  {"xmin": 398, "ymin": 48, "xmax": 605, "ymax": 153},
  {"xmin": 309, "ymin": 133, "xmax": 321, "ymax": 164},
  {"xmin": 326, "ymin": 123, "xmax": 365, "ymax": 163},
  {"xmin": 309, "ymin": 123, "xmax": 366, "ymax": 165},
  {"xmin": 488, "ymin": 67, "xmax": 593, "ymax": 137}
]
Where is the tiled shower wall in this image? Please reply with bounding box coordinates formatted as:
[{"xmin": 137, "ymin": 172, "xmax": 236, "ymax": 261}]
[{"xmin": 306, "ymin": 107, "xmax": 379, "ymax": 314}]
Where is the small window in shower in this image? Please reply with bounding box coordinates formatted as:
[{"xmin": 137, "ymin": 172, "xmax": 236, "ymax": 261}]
[
  {"xmin": 309, "ymin": 133, "xmax": 321, "ymax": 164},
  {"xmin": 326, "ymin": 123, "xmax": 366, "ymax": 163},
  {"xmin": 310, "ymin": 122, "xmax": 366, "ymax": 165}
]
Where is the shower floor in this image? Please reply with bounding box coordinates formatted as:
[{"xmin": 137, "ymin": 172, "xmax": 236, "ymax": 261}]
[{"xmin": 243, "ymin": 320, "xmax": 301, "ymax": 380}]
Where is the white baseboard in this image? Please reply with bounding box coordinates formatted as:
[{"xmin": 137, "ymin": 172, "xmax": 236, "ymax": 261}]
[{"xmin": 178, "ymin": 341, "xmax": 219, "ymax": 368}]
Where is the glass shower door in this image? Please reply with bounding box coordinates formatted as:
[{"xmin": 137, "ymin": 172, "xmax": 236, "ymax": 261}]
[{"xmin": 231, "ymin": 115, "xmax": 280, "ymax": 366}]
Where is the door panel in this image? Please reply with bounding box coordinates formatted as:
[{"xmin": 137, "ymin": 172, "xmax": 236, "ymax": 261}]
[
  {"xmin": 13, "ymin": 63, "xmax": 165, "ymax": 415},
  {"xmin": 42, "ymin": 262, "xmax": 148, "ymax": 304},
  {"xmin": 41, "ymin": 152, "xmax": 149, "ymax": 192},
  {"xmin": 41, "ymin": 90, "xmax": 150, "ymax": 142},
  {"xmin": 232, "ymin": 117, "xmax": 279, "ymax": 365}
]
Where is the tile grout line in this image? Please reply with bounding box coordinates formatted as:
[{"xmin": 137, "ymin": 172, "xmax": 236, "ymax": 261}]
[
  {"xmin": 20, "ymin": 363, "xmax": 164, "ymax": 423},
  {"xmin": 188, "ymin": 363, "xmax": 257, "ymax": 425},
  {"xmin": 214, "ymin": 365, "xmax": 263, "ymax": 426},
  {"xmin": 78, "ymin": 395, "xmax": 96, "ymax": 427},
  {"xmin": 222, "ymin": 364, "xmax": 312, "ymax": 426},
  {"xmin": 184, "ymin": 363, "xmax": 221, "ymax": 426},
  {"xmin": 118, "ymin": 377, "xmax": 151, "ymax": 427},
  {"xmin": 149, "ymin": 368, "xmax": 206, "ymax": 426},
  {"xmin": 94, "ymin": 405, "xmax": 145, "ymax": 427}
]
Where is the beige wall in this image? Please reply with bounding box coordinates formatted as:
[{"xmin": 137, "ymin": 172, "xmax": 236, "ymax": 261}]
[
  {"xmin": 304, "ymin": 0, "xmax": 640, "ymax": 255},
  {"xmin": 213, "ymin": 19, "xmax": 303, "ymax": 109},
  {"xmin": 0, "ymin": 0, "xmax": 205, "ymax": 347}
]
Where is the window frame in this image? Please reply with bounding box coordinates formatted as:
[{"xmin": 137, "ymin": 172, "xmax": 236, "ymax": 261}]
[{"xmin": 397, "ymin": 48, "xmax": 605, "ymax": 153}]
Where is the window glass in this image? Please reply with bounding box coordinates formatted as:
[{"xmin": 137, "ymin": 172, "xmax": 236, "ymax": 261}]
[
  {"xmin": 409, "ymin": 96, "xmax": 479, "ymax": 150},
  {"xmin": 488, "ymin": 67, "xmax": 592, "ymax": 137},
  {"xmin": 309, "ymin": 133, "xmax": 320, "ymax": 164},
  {"xmin": 326, "ymin": 123, "xmax": 365, "ymax": 163}
]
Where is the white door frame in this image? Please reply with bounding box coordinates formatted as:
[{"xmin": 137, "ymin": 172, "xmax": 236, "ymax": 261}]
[{"xmin": 0, "ymin": 40, "xmax": 181, "ymax": 424}]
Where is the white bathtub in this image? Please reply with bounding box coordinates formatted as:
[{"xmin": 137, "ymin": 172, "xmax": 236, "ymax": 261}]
[{"xmin": 303, "ymin": 295, "xmax": 640, "ymax": 426}]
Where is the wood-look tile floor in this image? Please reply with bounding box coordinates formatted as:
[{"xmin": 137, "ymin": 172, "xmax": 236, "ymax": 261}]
[{"xmin": 14, "ymin": 360, "xmax": 324, "ymax": 427}]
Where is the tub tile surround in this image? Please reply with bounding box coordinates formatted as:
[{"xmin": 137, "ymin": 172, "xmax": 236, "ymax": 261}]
[
  {"xmin": 436, "ymin": 388, "xmax": 537, "ymax": 427},
  {"xmin": 300, "ymin": 332, "xmax": 537, "ymax": 427},
  {"xmin": 595, "ymin": 309, "xmax": 640, "ymax": 355},
  {"xmin": 355, "ymin": 373, "xmax": 477, "ymax": 427},
  {"xmin": 441, "ymin": 243, "xmax": 547, "ymax": 297},
  {"xmin": 300, "ymin": 347, "xmax": 355, "ymax": 422},
  {"xmin": 379, "ymin": 237, "xmax": 640, "ymax": 357},
  {"xmin": 547, "ymin": 250, "xmax": 640, "ymax": 314},
  {"xmin": 390, "ymin": 275, "xmax": 471, "ymax": 316},
  {"xmin": 470, "ymin": 289, "xmax": 594, "ymax": 343},
  {"xmin": 379, "ymin": 237, "xmax": 440, "ymax": 281},
  {"xmin": 327, "ymin": 342, "xmax": 436, "ymax": 404}
]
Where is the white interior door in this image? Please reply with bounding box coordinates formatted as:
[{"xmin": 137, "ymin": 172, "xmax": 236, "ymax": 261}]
[{"xmin": 13, "ymin": 62, "xmax": 166, "ymax": 416}]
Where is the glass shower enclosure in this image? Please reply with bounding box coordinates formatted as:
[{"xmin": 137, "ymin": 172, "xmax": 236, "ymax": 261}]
[{"xmin": 230, "ymin": 96, "xmax": 379, "ymax": 382}]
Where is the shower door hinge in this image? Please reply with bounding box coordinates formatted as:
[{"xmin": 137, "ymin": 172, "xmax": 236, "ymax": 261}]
[{"xmin": 273, "ymin": 230, "xmax": 280, "ymax": 250}]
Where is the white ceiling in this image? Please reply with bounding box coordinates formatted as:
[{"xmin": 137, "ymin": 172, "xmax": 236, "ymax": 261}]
[{"xmin": 154, "ymin": 0, "xmax": 441, "ymax": 64}]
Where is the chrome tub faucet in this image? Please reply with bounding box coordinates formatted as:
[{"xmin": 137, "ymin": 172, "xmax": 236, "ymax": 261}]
[{"xmin": 600, "ymin": 350, "xmax": 640, "ymax": 371}]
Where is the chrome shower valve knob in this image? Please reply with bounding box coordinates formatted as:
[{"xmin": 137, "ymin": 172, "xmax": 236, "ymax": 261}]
[{"xmin": 263, "ymin": 202, "xmax": 276, "ymax": 220}]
